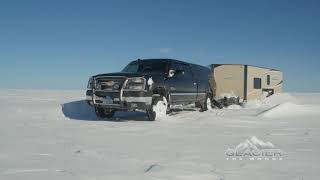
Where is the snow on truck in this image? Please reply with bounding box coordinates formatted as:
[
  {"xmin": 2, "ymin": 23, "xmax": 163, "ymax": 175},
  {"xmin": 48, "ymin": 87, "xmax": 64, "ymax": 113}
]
[{"xmin": 86, "ymin": 59, "xmax": 213, "ymax": 121}]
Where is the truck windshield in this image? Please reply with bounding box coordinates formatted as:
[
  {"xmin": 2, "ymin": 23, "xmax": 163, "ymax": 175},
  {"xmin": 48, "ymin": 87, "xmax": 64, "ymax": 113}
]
[{"xmin": 122, "ymin": 60, "xmax": 167, "ymax": 74}]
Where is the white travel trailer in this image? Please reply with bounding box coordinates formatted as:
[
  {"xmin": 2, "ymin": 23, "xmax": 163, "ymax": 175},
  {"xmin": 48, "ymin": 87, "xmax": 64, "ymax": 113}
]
[{"xmin": 210, "ymin": 64, "xmax": 283, "ymax": 104}]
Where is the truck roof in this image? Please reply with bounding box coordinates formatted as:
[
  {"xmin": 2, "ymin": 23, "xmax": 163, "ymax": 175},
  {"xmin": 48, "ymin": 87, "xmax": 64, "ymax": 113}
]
[{"xmin": 137, "ymin": 58, "xmax": 209, "ymax": 70}]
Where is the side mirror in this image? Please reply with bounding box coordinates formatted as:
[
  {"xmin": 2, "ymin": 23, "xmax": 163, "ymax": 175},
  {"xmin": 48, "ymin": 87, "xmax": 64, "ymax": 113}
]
[
  {"xmin": 168, "ymin": 70, "xmax": 175, "ymax": 78},
  {"xmin": 168, "ymin": 69, "xmax": 184, "ymax": 78}
]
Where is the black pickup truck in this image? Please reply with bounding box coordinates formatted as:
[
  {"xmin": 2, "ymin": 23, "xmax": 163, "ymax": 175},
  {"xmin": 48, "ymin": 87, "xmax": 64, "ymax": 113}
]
[{"xmin": 86, "ymin": 59, "xmax": 214, "ymax": 121}]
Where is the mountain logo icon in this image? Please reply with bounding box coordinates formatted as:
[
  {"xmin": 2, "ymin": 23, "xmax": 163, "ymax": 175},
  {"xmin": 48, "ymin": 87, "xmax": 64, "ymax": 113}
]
[{"xmin": 226, "ymin": 136, "xmax": 283, "ymax": 160}]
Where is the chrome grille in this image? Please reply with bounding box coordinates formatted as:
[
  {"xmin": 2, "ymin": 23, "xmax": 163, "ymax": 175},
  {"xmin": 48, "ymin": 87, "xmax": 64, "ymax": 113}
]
[{"xmin": 94, "ymin": 77, "xmax": 126, "ymax": 91}]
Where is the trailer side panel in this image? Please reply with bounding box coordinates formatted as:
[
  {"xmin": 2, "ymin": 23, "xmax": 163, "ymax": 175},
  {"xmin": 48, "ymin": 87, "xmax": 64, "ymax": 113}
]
[
  {"xmin": 246, "ymin": 66, "xmax": 283, "ymax": 100},
  {"xmin": 212, "ymin": 64, "xmax": 245, "ymax": 101}
]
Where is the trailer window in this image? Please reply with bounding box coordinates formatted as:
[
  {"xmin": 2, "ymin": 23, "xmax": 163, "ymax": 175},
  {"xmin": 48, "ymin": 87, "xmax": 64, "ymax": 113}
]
[
  {"xmin": 254, "ymin": 78, "xmax": 261, "ymax": 89},
  {"xmin": 267, "ymin": 75, "xmax": 271, "ymax": 85}
]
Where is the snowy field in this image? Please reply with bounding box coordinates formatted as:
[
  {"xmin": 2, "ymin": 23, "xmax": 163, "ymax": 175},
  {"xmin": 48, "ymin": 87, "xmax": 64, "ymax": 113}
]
[{"xmin": 1, "ymin": 89, "xmax": 320, "ymax": 180}]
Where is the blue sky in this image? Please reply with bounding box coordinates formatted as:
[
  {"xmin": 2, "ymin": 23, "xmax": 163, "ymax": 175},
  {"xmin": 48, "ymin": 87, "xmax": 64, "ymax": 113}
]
[{"xmin": 0, "ymin": 0, "xmax": 319, "ymax": 92}]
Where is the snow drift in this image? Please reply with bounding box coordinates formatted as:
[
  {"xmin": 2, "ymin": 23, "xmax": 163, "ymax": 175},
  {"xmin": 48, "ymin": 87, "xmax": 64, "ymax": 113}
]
[
  {"xmin": 1, "ymin": 90, "xmax": 320, "ymax": 180},
  {"xmin": 260, "ymin": 102, "xmax": 320, "ymax": 118}
]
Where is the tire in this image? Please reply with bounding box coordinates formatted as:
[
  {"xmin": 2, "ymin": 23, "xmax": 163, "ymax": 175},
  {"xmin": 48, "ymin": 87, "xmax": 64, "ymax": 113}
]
[
  {"xmin": 95, "ymin": 107, "xmax": 115, "ymax": 119},
  {"xmin": 200, "ymin": 95, "xmax": 213, "ymax": 112},
  {"xmin": 146, "ymin": 109, "xmax": 156, "ymax": 121},
  {"xmin": 146, "ymin": 96, "xmax": 168, "ymax": 121}
]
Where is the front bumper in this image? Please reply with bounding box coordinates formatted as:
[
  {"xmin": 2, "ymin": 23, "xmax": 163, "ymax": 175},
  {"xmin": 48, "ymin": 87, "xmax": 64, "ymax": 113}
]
[{"xmin": 86, "ymin": 89, "xmax": 152, "ymax": 111}]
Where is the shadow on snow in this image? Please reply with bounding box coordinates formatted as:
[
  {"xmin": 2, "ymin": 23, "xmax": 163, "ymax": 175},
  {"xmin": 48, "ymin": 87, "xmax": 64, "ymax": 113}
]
[{"xmin": 61, "ymin": 100, "xmax": 148, "ymax": 121}]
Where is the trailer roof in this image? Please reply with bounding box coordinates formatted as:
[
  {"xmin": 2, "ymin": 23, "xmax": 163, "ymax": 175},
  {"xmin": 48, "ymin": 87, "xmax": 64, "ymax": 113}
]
[{"xmin": 211, "ymin": 64, "xmax": 281, "ymax": 72}]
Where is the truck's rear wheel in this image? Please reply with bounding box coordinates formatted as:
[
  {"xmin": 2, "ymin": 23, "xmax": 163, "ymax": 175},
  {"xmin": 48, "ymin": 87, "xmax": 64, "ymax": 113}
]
[
  {"xmin": 200, "ymin": 95, "xmax": 213, "ymax": 111},
  {"xmin": 146, "ymin": 96, "xmax": 168, "ymax": 121},
  {"xmin": 95, "ymin": 107, "xmax": 115, "ymax": 119}
]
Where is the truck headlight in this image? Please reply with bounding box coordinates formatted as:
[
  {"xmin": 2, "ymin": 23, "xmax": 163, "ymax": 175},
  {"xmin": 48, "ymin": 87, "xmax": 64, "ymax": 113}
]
[
  {"xmin": 124, "ymin": 77, "xmax": 145, "ymax": 90},
  {"xmin": 87, "ymin": 77, "xmax": 93, "ymax": 89}
]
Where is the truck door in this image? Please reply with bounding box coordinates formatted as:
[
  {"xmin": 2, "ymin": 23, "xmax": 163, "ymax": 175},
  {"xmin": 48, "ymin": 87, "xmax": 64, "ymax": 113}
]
[
  {"xmin": 193, "ymin": 66, "xmax": 208, "ymax": 102},
  {"xmin": 167, "ymin": 62, "xmax": 197, "ymax": 105}
]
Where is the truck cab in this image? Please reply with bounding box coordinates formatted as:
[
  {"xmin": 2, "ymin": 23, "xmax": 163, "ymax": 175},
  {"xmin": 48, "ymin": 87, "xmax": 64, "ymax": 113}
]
[{"xmin": 86, "ymin": 59, "xmax": 213, "ymax": 120}]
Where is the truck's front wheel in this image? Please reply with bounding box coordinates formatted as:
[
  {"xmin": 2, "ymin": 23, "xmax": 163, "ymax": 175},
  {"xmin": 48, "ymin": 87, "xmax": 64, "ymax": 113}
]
[
  {"xmin": 146, "ymin": 96, "xmax": 168, "ymax": 121},
  {"xmin": 95, "ymin": 107, "xmax": 115, "ymax": 119}
]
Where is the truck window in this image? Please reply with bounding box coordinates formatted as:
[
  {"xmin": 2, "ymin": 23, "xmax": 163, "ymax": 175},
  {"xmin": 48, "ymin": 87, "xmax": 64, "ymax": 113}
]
[
  {"xmin": 122, "ymin": 60, "xmax": 168, "ymax": 73},
  {"xmin": 254, "ymin": 78, "xmax": 262, "ymax": 89},
  {"xmin": 122, "ymin": 62, "xmax": 139, "ymax": 73},
  {"xmin": 139, "ymin": 61, "xmax": 167, "ymax": 73},
  {"xmin": 169, "ymin": 62, "xmax": 192, "ymax": 78},
  {"xmin": 181, "ymin": 64, "xmax": 193, "ymax": 79}
]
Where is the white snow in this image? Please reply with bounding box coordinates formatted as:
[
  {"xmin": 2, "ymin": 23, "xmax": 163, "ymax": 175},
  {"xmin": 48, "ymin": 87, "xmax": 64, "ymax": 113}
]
[
  {"xmin": 220, "ymin": 92, "xmax": 238, "ymax": 99},
  {"xmin": 261, "ymin": 102, "xmax": 320, "ymax": 118},
  {"xmin": 147, "ymin": 77, "xmax": 154, "ymax": 86},
  {"xmin": 0, "ymin": 89, "xmax": 320, "ymax": 180},
  {"xmin": 226, "ymin": 104, "xmax": 242, "ymax": 109},
  {"xmin": 152, "ymin": 96, "xmax": 168, "ymax": 120}
]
